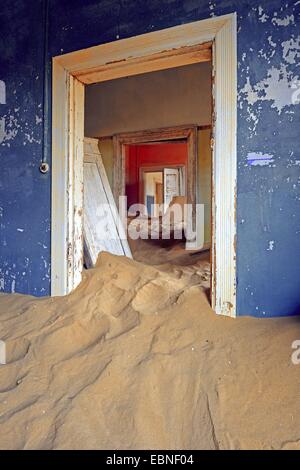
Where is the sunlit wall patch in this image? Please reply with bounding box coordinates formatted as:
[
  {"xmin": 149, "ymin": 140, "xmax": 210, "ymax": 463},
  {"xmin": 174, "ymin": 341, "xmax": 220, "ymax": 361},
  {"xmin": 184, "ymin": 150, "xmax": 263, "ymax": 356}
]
[{"xmin": 247, "ymin": 152, "xmax": 275, "ymax": 166}]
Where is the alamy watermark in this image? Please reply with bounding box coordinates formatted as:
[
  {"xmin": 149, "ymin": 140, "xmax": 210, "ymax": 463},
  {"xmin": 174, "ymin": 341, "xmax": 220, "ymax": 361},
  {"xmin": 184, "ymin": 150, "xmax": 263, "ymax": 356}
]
[
  {"xmin": 95, "ymin": 197, "xmax": 205, "ymax": 250},
  {"xmin": 291, "ymin": 340, "xmax": 300, "ymax": 365}
]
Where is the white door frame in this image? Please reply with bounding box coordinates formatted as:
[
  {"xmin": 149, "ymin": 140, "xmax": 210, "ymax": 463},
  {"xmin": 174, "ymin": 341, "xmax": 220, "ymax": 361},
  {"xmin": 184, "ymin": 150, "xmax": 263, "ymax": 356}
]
[{"xmin": 51, "ymin": 13, "xmax": 237, "ymax": 317}]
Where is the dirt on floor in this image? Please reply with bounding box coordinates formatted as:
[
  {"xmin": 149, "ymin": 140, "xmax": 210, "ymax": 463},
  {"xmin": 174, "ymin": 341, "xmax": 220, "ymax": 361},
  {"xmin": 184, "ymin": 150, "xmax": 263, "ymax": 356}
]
[{"xmin": 0, "ymin": 251, "xmax": 300, "ymax": 450}]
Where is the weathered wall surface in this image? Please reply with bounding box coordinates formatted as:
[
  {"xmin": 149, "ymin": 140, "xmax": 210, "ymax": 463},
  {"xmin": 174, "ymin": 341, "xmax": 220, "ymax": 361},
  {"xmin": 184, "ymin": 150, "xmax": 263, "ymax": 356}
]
[
  {"xmin": 0, "ymin": 0, "xmax": 299, "ymax": 317},
  {"xmin": 0, "ymin": 1, "xmax": 51, "ymax": 295}
]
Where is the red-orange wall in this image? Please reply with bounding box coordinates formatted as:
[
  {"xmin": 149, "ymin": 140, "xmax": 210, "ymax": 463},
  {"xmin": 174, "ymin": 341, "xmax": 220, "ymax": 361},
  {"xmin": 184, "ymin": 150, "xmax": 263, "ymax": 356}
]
[{"xmin": 125, "ymin": 142, "xmax": 188, "ymax": 207}]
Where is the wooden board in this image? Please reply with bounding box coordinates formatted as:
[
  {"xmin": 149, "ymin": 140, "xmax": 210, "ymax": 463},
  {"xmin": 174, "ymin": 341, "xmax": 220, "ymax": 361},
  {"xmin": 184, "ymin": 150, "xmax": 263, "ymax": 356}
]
[
  {"xmin": 75, "ymin": 43, "xmax": 212, "ymax": 84},
  {"xmin": 163, "ymin": 168, "xmax": 180, "ymax": 208},
  {"xmin": 83, "ymin": 138, "xmax": 132, "ymax": 267}
]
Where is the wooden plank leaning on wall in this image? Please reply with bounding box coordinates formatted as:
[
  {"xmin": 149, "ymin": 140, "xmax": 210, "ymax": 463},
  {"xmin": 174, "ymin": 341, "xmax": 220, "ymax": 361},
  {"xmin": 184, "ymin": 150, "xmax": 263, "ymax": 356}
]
[{"xmin": 83, "ymin": 138, "xmax": 132, "ymax": 267}]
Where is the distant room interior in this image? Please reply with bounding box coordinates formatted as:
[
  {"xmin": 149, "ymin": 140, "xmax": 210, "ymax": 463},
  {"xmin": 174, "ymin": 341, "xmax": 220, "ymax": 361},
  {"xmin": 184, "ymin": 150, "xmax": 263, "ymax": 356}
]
[
  {"xmin": 84, "ymin": 60, "xmax": 212, "ymax": 285},
  {"xmin": 125, "ymin": 141, "xmax": 187, "ymax": 215}
]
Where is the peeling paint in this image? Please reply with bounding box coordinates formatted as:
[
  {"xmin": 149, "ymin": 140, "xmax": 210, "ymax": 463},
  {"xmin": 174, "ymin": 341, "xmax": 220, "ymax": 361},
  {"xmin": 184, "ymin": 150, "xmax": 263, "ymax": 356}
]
[
  {"xmin": 0, "ymin": 113, "xmax": 20, "ymax": 144},
  {"xmin": 0, "ymin": 110, "xmax": 42, "ymax": 146},
  {"xmin": 258, "ymin": 6, "xmax": 269, "ymax": 23},
  {"xmin": 268, "ymin": 36, "xmax": 277, "ymax": 48},
  {"xmin": 282, "ymin": 36, "xmax": 300, "ymax": 64},
  {"xmin": 208, "ymin": 1, "xmax": 216, "ymax": 17},
  {"xmin": 0, "ymin": 80, "xmax": 6, "ymax": 104},
  {"xmin": 241, "ymin": 65, "xmax": 299, "ymax": 114},
  {"xmin": 272, "ymin": 14, "xmax": 295, "ymax": 27},
  {"xmin": 0, "ymin": 117, "xmax": 5, "ymax": 143}
]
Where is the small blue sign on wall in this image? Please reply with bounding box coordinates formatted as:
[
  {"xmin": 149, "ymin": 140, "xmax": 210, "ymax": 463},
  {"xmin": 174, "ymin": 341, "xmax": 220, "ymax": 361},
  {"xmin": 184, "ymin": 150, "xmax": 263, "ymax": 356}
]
[{"xmin": 247, "ymin": 152, "xmax": 275, "ymax": 167}]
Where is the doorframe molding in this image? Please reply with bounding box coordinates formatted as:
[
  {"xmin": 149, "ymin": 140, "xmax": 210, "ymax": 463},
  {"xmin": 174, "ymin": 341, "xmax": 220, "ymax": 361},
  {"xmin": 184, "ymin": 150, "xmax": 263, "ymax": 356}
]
[
  {"xmin": 138, "ymin": 164, "xmax": 186, "ymax": 208},
  {"xmin": 51, "ymin": 13, "xmax": 237, "ymax": 317},
  {"xmin": 112, "ymin": 125, "xmax": 197, "ymax": 215}
]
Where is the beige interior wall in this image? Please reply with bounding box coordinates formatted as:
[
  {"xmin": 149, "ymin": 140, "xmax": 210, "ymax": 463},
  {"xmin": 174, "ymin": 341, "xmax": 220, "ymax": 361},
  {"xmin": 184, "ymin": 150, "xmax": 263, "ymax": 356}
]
[
  {"xmin": 198, "ymin": 128, "xmax": 212, "ymax": 246},
  {"xmin": 144, "ymin": 172, "xmax": 163, "ymax": 201},
  {"xmin": 85, "ymin": 62, "xmax": 212, "ymax": 137},
  {"xmin": 98, "ymin": 137, "xmax": 114, "ymax": 188},
  {"xmin": 86, "ymin": 61, "xmax": 212, "ymax": 248}
]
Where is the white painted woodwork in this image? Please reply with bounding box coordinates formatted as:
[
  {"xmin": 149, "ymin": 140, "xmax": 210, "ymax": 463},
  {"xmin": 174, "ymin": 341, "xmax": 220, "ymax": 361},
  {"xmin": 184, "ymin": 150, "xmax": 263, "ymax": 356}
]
[
  {"xmin": 211, "ymin": 15, "xmax": 237, "ymax": 316},
  {"xmin": 163, "ymin": 168, "xmax": 180, "ymax": 208},
  {"xmin": 51, "ymin": 62, "xmax": 69, "ymax": 296},
  {"xmin": 83, "ymin": 138, "xmax": 132, "ymax": 265},
  {"xmin": 52, "ymin": 71, "xmax": 84, "ymax": 296},
  {"xmin": 54, "ymin": 16, "xmax": 228, "ymax": 79},
  {"xmin": 77, "ymin": 46, "xmax": 212, "ymax": 84},
  {"xmin": 69, "ymin": 77, "xmax": 85, "ymax": 291}
]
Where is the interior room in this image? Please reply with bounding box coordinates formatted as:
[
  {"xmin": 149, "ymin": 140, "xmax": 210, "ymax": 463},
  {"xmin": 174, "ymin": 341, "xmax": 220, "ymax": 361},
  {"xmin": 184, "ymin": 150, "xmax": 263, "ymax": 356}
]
[{"xmin": 84, "ymin": 61, "xmax": 212, "ymax": 283}]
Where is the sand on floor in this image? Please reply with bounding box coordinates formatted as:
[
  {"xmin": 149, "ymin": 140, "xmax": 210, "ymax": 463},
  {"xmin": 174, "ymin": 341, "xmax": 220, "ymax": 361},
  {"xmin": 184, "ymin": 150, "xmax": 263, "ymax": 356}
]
[{"xmin": 0, "ymin": 251, "xmax": 299, "ymax": 450}]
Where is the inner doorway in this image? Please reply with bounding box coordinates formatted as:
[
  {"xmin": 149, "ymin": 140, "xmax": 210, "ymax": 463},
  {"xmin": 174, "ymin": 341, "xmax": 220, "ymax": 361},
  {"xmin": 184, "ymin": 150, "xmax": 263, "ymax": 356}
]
[
  {"xmin": 118, "ymin": 133, "xmax": 211, "ymax": 282},
  {"xmin": 126, "ymin": 141, "xmax": 187, "ymax": 214}
]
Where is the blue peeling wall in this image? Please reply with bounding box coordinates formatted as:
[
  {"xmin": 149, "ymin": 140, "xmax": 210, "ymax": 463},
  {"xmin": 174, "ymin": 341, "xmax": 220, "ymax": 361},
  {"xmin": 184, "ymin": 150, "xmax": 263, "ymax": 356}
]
[
  {"xmin": 0, "ymin": 1, "xmax": 51, "ymax": 295},
  {"xmin": 0, "ymin": 0, "xmax": 299, "ymax": 317}
]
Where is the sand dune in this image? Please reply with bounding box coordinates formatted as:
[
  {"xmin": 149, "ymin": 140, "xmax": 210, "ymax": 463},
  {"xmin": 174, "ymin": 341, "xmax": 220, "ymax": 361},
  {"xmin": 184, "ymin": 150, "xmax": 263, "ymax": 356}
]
[{"xmin": 0, "ymin": 252, "xmax": 299, "ymax": 450}]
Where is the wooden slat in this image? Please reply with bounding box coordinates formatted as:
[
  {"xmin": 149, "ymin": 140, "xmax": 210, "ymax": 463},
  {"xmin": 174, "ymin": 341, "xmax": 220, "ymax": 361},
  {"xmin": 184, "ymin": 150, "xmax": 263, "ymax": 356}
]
[
  {"xmin": 71, "ymin": 78, "xmax": 85, "ymax": 289},
  {"xmin": 211, "ymin": 16, "xmax": 237, "ymax": 317},
  {"xmin": 83, "ymin": 138, "xmax": 132, "ymax": 266},
  {"xmin": 76, "ymin": 44, "xmax": 212, "ymax": 84},
  {"xmin": 51, "ymin": 61, "xmax": 69, "ymax": 295}
]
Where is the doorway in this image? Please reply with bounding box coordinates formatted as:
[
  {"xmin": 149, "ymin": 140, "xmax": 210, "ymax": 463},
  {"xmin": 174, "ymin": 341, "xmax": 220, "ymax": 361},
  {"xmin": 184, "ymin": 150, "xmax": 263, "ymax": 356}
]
[
  {"xmin": 141, "ymin": 170, "xmax": 164, "ymax": 215},
  {"xmin": 120, "ymin": 136, "xmax": 211, "ymax": 278},
  {"xmin": 51, "ymin": 14, "xmax": 237, "ymax": 317}
]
